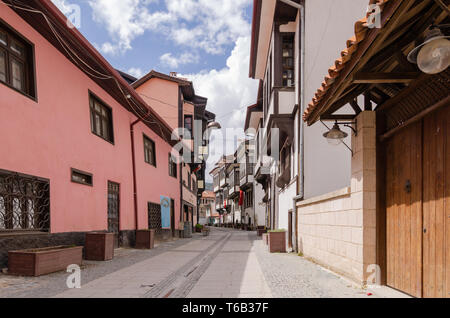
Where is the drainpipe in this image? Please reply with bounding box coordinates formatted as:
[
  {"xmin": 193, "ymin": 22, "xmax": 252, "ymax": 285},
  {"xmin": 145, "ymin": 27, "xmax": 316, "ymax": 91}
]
[
  {"xmin": 130, "ymin": 111, "xmax": 152, "ymax": 231},
  {"xmin": 280, "ymin": 0, "xmax": 305, "ymax": 253},
  {"xmin": 130, "ymin": 118, "xmax": 140, "ymax": 231}
]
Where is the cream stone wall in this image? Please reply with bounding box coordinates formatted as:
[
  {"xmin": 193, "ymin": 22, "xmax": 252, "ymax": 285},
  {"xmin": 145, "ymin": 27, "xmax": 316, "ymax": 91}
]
[{"xmin": 297, "ymin": 111, "xmax": 377, "ymax": 285}]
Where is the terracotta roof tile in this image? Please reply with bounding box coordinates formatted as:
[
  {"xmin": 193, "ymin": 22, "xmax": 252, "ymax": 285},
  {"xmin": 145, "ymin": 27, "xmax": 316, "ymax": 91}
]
[{"xmin": 303, "ymin": 0, "xmax": 391, "ymax": 121}]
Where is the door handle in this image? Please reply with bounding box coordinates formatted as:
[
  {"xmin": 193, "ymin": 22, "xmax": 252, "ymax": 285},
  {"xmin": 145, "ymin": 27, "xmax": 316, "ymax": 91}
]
[{"xmin": 405, "ymin": 180, "xmax": 411, "ymax": 193}]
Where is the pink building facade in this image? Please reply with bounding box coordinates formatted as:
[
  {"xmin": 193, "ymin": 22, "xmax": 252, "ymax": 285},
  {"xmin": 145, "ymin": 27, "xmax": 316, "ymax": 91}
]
[{"xmin": 0, "ymin": 1, "xmax": 182, "ymax": 265}]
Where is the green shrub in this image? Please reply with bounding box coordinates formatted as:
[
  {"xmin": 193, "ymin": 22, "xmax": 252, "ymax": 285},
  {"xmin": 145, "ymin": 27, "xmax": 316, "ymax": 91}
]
[{"xmin": 195, "ymin": 224, "xmax": 203, "ymax": 230}]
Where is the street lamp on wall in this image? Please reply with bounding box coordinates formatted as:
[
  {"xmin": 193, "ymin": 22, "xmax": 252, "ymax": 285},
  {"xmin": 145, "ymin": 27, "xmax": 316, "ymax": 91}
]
[
  {"xmin": 207, "ymin": 121, "xmax": 222, "ymax": 130},
  {"xmin": 322, "ymin": 120, "xmax": 357, "ymax": 155},
  {"xmin": 407, "ymin": 25, "xmax": 450, "ymax": 74}
]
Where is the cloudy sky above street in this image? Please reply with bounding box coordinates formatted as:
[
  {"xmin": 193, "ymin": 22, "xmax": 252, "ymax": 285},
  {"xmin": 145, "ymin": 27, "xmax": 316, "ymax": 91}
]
[{"xmin": 52, "ymin": 0, "xmax": 258, "ymax": 179}]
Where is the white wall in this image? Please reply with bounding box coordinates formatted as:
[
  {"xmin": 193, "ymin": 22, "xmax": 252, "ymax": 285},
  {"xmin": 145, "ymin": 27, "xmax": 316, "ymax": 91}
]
[
  {"xmin": 278, "ymin": 181, "xmax": 297, "ymax": 231},
  {"xmin": 303, "ymin": 0, "xmax": 368, "ymax": 199},
  {"xmin": 254, "ymin": 182, "xmax": 266, "ymax": 226}
]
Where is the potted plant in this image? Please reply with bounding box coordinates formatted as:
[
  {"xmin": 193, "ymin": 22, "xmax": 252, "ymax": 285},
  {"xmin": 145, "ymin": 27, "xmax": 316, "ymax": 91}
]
[
  {"xmin": 135, "ymin": 229, "xmax": 155, "ymax": 249},
  {"xmin": 268, "ymin": 229, "xmax": 286, "ymax": 253},
  {"xmin": 195, "ymin": 224, "xmax": 203, "ymax": 233},
  {"xmin": 85, "ymin": 232, "xmax": 114, "ymax": 261},
  {"xmin": 8, "ymin": 245, "xmax": 83, "ymax": 276}
]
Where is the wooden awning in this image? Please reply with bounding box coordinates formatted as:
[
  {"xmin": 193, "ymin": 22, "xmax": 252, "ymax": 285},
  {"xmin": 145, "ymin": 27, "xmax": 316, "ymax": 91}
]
[{"xmin": 303, "ymin": 0, "xmax": 450, "ymax": 131}]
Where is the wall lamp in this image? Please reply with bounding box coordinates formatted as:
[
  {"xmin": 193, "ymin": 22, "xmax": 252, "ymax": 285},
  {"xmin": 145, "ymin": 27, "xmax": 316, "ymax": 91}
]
[
  {"xmin": 407, "ymin": 25, "xmax": 450, "ymax": 74},
  {"xmin": 207, "ymin": 121, "xmax": 222, "ymax": 130},
  {"xmin": 321, "ymin": 121, "xmax": 357, "ymax": 155}
]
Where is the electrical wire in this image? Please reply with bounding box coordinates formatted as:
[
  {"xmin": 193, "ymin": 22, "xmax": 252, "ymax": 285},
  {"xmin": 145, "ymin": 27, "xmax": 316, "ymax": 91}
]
[{"xmin": 2, "ymin": 0, "xmax": 174, "ymax": 142}]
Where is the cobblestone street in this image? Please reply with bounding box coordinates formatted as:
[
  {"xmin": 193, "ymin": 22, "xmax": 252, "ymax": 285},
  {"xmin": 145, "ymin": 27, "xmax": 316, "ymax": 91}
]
[{"xmin": 0, "ymin": 228, "xmax": 407, "ymax": 298}]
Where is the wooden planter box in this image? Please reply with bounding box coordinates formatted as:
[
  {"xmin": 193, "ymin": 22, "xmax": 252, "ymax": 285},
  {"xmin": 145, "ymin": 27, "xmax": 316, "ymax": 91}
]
[
  {"xmin": 85, "ymin": 232, "xmax": 114, "ymax": 261},
  {"xmin": 135, "ymin": 229, "xmax": 155, "ymax": 249},
  {"xmin": 8, "ymin": 245, "xmax": 83, "ymax": 277},
  {"xmin": 268, "ymin": 231, "xmax": 286, "ymax": 253}
]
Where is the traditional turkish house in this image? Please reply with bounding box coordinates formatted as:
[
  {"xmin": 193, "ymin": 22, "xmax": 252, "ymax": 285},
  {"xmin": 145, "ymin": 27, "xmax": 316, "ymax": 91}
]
[
  {"xmin": 244, "ymin": 101, "xmax": 267, "ymax": 230},
  {"xmin": 0, "ymin": 0, "xmax": 185, "ymax": 266},
  {"xmin": 131, "ymin": 70, "xmax": 216, "ymax": 232},
  {"xmin": 300, "ymin": 0, "xmax": 449, "ymax": 297}
]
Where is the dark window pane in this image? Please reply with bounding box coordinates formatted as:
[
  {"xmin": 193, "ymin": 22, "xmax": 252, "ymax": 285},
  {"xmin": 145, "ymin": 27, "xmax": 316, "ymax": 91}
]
[
  {"xmin": 0, "ymin": 50, "xmax": 6, "ymax": 82},
  {"xmin": 0, "ymin": 31, "xmax": 6, "ymax": 46},
  {"xmin": 144, "ymin": 136, "xmax": 156, "ymax": 166},
  {"xmin": 11, "ymin": 59, "xmax": 24, "ymax": 91},
  {"xmin": 184, "ymin": 115, "xmax": 193, "ymax": 137},
  {"xmin": 10, "ymin": 40, "xmax": 24, "ymax": 57},
  {"xmin": 71, "ymin": 169, "xmax": 93, "ymax": 186},
  {"xmin": 89, "ymin": 95, "xmax": 114, "ymax": 143}
]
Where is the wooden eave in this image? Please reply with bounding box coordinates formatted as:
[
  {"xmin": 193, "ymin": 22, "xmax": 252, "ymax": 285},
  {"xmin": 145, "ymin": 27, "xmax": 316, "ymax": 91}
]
[{"xmin": 304, "ymin": 0, "xmax": 449, "ymax": 129}]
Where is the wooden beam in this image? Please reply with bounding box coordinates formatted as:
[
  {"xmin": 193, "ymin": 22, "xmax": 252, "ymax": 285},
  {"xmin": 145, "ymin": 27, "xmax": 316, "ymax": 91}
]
[
  {"xmin": 353, "ymin": 72, "xmax": 420, "ymax": 84},
  {"xmin": 320, "ymin": 114, "xmax": 356, "ymax": 121},
  {"xmin": 377, "ymin": 72, "xmax": 432, "ymax": 113},
  {"xmin": 379, "ymin": 95, "xmax": 450, "ymax": 141},
  {"xmin": 307, "ymin": 0, "xmax": 417, "ymax": 125},
  {"xmin": 364, "ymin": 92, "xmax": 373, "ymax": 110},
  {"xmin": 324, "ymin": 84, "xmax": 368, "ymax": 116},
  {"xmin": 349, "ymin": 99, "xmax": 362, "ymax": 114}
]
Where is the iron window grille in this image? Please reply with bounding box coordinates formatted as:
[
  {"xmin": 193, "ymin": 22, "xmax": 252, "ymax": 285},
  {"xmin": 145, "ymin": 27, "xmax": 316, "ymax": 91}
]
[
  {"xmin": 0, "ymin": 169, "xmax": 50, "ymax": 232},
  {"xmin": 148, "ymin": 202, "xmax": 162, "ymax": 234}
]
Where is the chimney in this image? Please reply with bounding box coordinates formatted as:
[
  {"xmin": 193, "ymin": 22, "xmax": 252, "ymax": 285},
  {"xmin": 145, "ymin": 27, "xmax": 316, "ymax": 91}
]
[{"xmin": 170, "ymin": 72, "xmax": 178, "ymax": 77}]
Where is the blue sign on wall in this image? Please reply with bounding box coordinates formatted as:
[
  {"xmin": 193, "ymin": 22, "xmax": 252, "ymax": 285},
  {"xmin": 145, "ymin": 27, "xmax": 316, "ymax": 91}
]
[{"xmin": 160, "ymin": 196, "xmax": 171, "ymax": 229}]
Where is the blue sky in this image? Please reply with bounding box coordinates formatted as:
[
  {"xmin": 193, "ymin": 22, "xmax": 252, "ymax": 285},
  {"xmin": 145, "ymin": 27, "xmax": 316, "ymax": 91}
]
[
  {"xmin": 52, "ymin": 0, "xmax": 252, "ymax": 75},
  {"xmin": 52, "ymin": 0, "xmax": 259, "ymax": 178}
]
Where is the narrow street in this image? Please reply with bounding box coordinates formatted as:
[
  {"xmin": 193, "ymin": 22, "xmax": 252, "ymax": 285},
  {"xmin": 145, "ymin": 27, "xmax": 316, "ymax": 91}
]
[{"xmin": 0, "ymin": 228, "xmax": 406, "ymax": 298}]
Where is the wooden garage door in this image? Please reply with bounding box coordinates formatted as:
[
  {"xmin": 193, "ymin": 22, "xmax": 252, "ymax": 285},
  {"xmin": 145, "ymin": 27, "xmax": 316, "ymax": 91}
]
[
  {"xmin": 423, "ymin": 106, "xmax": 449, "ymax": 298},
  {"xmin": 386, "ymin": 105, "xmax": 449, "ymax": 298}
]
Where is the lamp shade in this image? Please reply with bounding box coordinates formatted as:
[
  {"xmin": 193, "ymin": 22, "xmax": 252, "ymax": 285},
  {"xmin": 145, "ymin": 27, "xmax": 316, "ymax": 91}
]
[
  {"xmin": 407, "ymin": 27, "xmax": 450, "ymax": 74},
  {"xmin": 417, "ymin": 37, "xmax": 450, "ymax": 74},
  {"xmin": 323, "ymin": 123, "xmax": 348, "ymax": 145},
  {"xmin": 207, "ymin": 121, "xmax": 221, "ymax": 130}
]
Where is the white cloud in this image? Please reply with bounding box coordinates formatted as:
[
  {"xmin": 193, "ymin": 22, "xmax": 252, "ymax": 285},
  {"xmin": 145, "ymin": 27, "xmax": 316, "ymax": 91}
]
[
  {"xmin": 181, "ymin": 36, "xmax": 259, "ymax": 177},
  {"xmin": 88, "ymin": 0, "xmax": 252, "ymax": 55},
  {"xmin": 160, "ymin": 52, "xmax": 199, "ymax": 68},
  {"xmin": 127, "ymin": 67, "xmax": 145, "ymax": 78},
  {"xmin": 88, "ymin": 0, "xmax": 173, "ymax": 55}
]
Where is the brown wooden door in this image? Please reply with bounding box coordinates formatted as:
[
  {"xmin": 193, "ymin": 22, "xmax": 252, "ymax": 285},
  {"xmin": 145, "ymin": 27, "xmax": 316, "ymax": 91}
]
[
  {"xmin": 107, "ymin": 181, "xmax": 120, "ymax": 248},
  {"xmin": 386, "ymin": 105, "xmax": 449, "ymax": 298},
  {"xmin": 422, "ymin": 106, "xmax": 449, "ymax": 298},
  {"xmin": 386, "ymin": 121, "xmax": 423, "ymax": 297},
  {"xmin": 288, "ymin": 211, "xmax": 293, "ymax": 249}
]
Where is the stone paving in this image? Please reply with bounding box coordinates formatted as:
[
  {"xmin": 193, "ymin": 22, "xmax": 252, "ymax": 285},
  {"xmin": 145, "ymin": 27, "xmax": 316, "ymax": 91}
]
[{"xmin": 0, "ymin": 228, "xmax": 407, "ymax": 298}]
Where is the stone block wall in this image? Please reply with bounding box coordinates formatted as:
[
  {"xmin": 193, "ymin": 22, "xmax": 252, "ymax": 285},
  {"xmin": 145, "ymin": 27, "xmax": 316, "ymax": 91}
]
[{"xmin": 297, "ymin": 111, "xmax": 377, "ymax": 285}]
